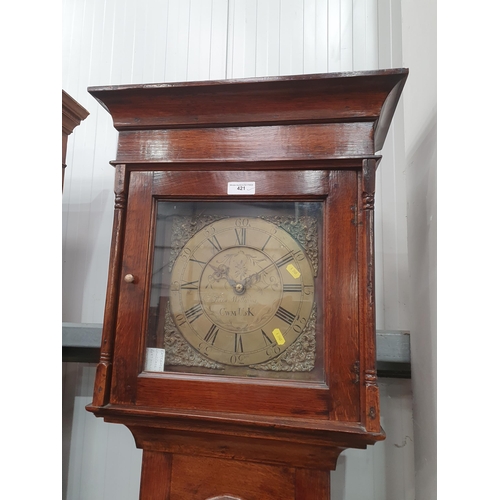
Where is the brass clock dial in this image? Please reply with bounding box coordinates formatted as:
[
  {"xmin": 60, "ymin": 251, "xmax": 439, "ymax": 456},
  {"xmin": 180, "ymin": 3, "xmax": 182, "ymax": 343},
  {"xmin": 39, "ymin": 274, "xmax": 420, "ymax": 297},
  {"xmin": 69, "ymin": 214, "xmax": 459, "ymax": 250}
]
[{"xmin": 169, "ymin": 217, "xmax": 315, "ymax": 366}]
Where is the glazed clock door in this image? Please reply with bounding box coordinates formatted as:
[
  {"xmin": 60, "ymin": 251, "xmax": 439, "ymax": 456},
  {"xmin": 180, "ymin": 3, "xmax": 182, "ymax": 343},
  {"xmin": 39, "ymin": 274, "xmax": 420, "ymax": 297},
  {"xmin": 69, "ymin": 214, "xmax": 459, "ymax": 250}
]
[{"xmin": 111, "ymin": 167, "xmax": 360, "ymax": 423}]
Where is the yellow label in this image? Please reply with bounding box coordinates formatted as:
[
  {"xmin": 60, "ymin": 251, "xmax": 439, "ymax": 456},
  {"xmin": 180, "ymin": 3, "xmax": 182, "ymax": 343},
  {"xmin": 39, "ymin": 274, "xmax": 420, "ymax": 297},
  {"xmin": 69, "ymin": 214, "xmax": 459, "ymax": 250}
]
[
  {"xmin": 286, "ymin": 263, "xmax": 301, "ymax": 279},
  {"xmin": 272, "ymin": 328, "xmax": 286, "ymax": 345}
]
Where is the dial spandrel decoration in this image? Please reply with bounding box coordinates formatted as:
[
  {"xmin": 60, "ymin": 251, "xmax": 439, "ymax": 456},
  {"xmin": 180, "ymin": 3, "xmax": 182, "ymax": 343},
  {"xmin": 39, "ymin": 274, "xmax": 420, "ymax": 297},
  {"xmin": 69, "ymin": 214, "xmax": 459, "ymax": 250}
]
[{"xmin": 146, "ymin": 202, "xmax": 323, "ymax": 379}]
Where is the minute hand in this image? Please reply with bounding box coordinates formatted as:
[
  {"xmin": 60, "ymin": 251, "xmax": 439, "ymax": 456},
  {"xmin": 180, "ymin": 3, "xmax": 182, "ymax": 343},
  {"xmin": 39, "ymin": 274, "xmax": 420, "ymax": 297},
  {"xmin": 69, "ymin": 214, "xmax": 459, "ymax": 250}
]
[{"xmin": 243, "ymin": 253, "xmax": 292, "ymax": 286}]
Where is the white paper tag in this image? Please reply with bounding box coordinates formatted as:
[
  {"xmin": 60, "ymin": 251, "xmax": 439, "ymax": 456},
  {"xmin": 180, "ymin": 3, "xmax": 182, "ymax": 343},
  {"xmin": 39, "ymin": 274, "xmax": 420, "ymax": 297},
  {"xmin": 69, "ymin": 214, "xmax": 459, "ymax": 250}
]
[
  {"xmin": 227, "ymin": 181, "xmax": 255, "ymax": 195},
  {"xmin": 144, "ymin": 347, "xmax": 165, "ymax": 372}
]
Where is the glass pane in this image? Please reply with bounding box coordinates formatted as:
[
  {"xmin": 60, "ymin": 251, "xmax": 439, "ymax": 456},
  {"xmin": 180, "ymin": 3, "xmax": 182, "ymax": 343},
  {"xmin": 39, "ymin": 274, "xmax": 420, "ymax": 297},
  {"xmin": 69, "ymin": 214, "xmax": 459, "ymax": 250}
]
[{"xmin": 144, "ymin": 201, "xmax": 324, "ymax": 382}]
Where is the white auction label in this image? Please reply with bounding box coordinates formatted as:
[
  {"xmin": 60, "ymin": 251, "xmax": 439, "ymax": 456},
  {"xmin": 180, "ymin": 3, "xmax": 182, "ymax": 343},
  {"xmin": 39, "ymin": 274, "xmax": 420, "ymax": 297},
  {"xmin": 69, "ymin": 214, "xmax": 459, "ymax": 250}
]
[
  {"xmin": 144, "ymin": 347, "xmax": 165, "ymax": 372},
  {"xmin": 227, "ymin": 181, "xmax": 255, "ymax": 195}
]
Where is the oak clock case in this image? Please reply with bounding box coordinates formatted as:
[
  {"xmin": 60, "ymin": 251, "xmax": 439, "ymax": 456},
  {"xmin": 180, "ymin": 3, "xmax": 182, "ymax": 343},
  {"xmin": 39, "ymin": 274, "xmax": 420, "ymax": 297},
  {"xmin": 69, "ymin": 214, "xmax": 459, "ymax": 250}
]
[
  {"xmin": 86, "ymin": 69, "xmax": 408, "ymax": 500},
  {"xmin": 145, "ymin": 201, "xmax": 324, "ymax": 382}
]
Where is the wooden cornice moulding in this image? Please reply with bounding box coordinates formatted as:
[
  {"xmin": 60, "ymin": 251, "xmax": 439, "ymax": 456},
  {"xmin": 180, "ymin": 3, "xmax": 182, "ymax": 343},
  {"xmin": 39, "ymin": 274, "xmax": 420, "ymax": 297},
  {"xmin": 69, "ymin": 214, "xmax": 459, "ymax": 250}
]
[
  {"xmin": 62, "ymin": 90, "xmax": 89, "ymax": 189},
  {"xmin": 88, "ymin": 69, "xmax": 408, "ymax": 161},
  {"xmin": 62, "ymin": 90, "xmax": 89, "ymax": 136}
]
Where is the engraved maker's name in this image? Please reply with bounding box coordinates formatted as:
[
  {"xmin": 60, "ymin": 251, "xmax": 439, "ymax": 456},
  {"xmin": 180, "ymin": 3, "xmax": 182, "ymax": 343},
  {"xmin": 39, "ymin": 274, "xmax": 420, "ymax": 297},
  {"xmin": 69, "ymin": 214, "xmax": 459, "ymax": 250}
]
[{"xmin": 219, "ymin": 307, "xmax": 254, "ymax": 317}]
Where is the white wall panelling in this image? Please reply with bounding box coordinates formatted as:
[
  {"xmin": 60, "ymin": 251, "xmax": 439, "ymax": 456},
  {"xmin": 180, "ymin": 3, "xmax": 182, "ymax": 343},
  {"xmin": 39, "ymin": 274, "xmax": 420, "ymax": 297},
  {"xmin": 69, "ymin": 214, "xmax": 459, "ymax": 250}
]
[
  {"xmin": 62, "ymin": 0, "xmax": 429, "ymax": 498},
  {"xmin": 374, "ymin": 0, "xmax": 409, "ymax": 331},
  {"xmin": 400, "ymin": 0, "xmax": 437, "ymax": 498},
  {"xmin": 331, "ymin": 378, "xmax": 415, "ymax": 500},
  {"xmin": 63, "ymin": 363, "xmax": 142, "ymax": 500},
  {"xmin": 63, "ymin": 0, "xmax": 403, "ymax": 328}
]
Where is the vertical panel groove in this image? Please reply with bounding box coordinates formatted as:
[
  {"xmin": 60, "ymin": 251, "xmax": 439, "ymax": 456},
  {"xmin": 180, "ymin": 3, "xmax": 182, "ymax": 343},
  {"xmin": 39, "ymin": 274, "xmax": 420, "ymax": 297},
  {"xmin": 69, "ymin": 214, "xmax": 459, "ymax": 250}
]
[
  {"xmin": 254, "ymin": 0, "xmax": 259, "ymax": 75},
  {"xmin": 225, "ymin": 0, "xmax": 234, "ymax": 78},
  {"xmin": 224, "ymin": 0, "xmax": 231, "ymax": 79},
  {"xmin": 209, "ymin": 0, "xmax": 214, "ymax": 77},
  {"xmin": 186, "ymin": 0, "xmax": 192, "ymax": 80}
]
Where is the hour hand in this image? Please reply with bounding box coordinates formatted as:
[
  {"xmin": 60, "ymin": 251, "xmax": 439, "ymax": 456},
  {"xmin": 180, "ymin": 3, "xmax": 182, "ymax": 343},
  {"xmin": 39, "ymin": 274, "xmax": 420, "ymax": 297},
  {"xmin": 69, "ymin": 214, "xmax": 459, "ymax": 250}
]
[{"xmin": 209, "ymin": 264, "xmax": 237, "ymax": 287}]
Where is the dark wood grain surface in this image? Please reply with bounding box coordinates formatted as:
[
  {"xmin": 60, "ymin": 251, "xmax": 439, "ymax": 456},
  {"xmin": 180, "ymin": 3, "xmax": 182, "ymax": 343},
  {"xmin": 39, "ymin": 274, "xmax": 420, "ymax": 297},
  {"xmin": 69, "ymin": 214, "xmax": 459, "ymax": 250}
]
[{"xmin": 88, "ymin": 69, "xmax": 407, "ymax": 135}]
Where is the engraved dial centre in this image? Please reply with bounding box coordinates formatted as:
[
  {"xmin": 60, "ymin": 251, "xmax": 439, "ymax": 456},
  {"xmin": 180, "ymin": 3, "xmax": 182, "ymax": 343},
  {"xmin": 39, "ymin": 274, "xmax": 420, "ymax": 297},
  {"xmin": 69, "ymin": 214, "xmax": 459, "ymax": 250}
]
[{"xmin": 199, "ymin": 248, "xmax": 282, "ymax": 334}]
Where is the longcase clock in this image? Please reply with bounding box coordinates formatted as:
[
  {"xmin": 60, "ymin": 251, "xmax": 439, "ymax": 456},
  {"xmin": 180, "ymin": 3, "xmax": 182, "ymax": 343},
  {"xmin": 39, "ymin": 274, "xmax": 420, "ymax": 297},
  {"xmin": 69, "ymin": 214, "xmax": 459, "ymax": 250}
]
[{"xmin": 86, "ymin": 69, "xmax": 408, "ymax": 500}]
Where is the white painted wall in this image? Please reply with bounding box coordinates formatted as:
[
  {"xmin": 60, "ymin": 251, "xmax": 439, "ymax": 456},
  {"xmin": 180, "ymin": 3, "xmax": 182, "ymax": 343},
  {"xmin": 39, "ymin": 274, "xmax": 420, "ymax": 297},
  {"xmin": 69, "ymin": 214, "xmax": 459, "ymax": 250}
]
[
  {"xmin": 63, "ymin": 363, "xmax": 143, "ymax": 499},
  {"xmin": 400, "ymin": 1, "xmax": 436, "ymax": 499},
  {"xmin": 61, "ymin": 0, "xmax": 433, "ymax": 498},
  {"xmin": 62, "ymin": 0, "xmax": 409, "ymax": 331}
]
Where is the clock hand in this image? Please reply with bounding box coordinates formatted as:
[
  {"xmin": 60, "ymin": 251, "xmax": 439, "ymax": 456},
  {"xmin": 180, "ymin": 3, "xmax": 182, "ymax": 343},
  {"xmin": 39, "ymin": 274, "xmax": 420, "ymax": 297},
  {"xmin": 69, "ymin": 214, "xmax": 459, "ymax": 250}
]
[
  {"xmin": 242, "ymin": 261, "xmax": 275, "ymax": 287},
  {"xmin": 207, "ymin": 263, "xmax": 252, "ymax": 296},
  {"xmin": 208, "ymin": 263, "xmax": 238, "ymax": 287}
]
